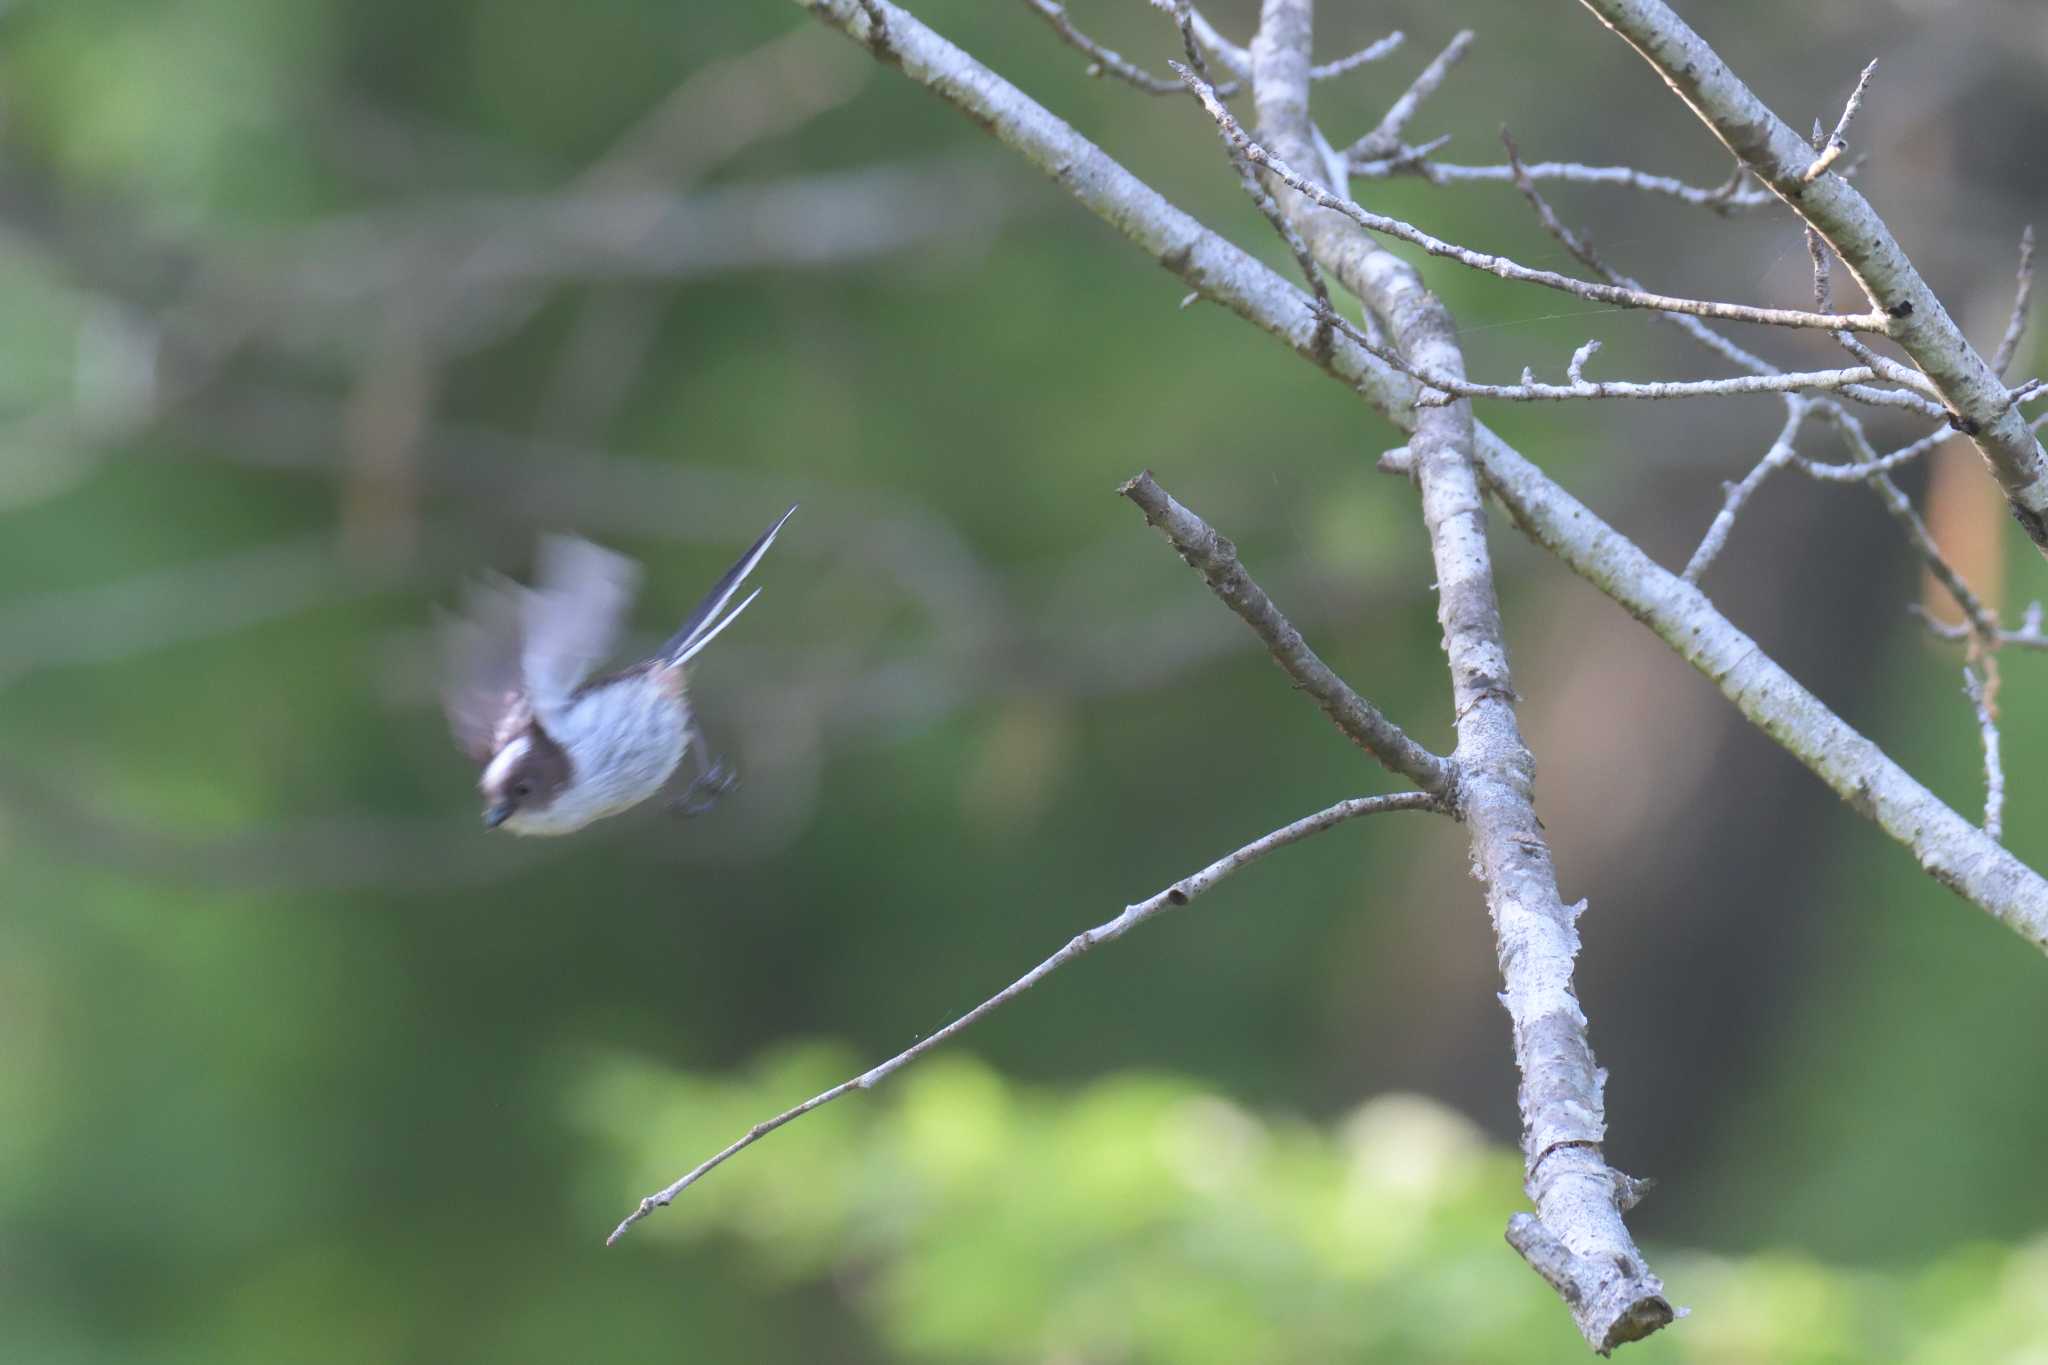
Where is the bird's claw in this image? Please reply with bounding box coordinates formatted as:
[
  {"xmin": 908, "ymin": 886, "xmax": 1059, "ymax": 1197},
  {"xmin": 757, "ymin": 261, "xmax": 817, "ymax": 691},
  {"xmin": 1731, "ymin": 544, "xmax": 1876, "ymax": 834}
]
[{"xmin": 669, "ymin": 758, "xmax": 737, "ymax": 817}]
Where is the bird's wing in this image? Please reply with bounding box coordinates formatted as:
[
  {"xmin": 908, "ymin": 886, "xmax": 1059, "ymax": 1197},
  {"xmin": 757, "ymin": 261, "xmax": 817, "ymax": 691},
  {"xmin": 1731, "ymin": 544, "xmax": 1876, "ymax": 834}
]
[
  {"xmin": 439, "ymin": 574, "xmax": 530, "ymax": 764},
  {"xmin": 659, "ymin": 505, "xmax": 797, "ymax": 666},
  {"xmin": 522, "ymin": 535, "xmax": 642, "ymax": 715}
]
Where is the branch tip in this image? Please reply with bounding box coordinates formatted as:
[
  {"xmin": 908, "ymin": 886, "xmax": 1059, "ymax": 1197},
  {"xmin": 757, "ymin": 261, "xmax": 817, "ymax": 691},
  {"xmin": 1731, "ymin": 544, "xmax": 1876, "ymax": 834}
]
[{"xmin": 608, "ymin": 790, "xmax": 1444, "ymax": 1241}]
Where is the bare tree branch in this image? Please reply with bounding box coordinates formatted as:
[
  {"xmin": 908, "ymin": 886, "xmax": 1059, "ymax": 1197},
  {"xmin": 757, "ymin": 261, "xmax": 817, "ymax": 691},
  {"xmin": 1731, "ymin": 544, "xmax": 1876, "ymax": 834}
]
[
  {"xmin": 1682, "ymin": 397, "xmax": 1809, "ymax": 583},
  {"xmin": 1184, "ymin": 5, "xmax": 1253, "ymax": 76},
  {"xmin": 1464, "ymin": 421, "xmax": 2048, "ymax": 947},
  {"xmin": 606, "ymin": 789, "xmax": 1448, "ymax": 1244},
  {"xmin": 1575, "ymin": 0, "xmax": 2048, "ymax": 553},
  {"xmin": 1343, "ymin": 29, "xmax": 1474, "ymax": 161},
  {"xmin": 1350, "ymin": 155, "xmax": 1781, "ymax": 212},
  {"xmin": 793, "ymin": 1, "xmax": 2048, "ymax": 1347},
  {"xmin": 1413, "ymin": 355, "xmax": 1918, "ymax": 409},
  {"xmin": 1800, "ymin": 58, "xmax": 1878, "ymax": 184},
  {"xmin": 1793, "ymin": 421, "xmax": 1949, "ymax": 483},
  {"xmin": 1119, "ymin": 471, "xmax": 1453, "ymax": 795},
  {"xmin": 1023, "ymin": 0, "xmax": 1203, "ymax": 95},
  {"xmin": 1163, "ymin": 2, "xmax": 1337, "ymax": 349},
  {"xmin": 1915, "ymin": 601, "xmax": 2048, "ymax": 653},
  {"xmin": 1243, "ymin": 2, "xmax": 1671, "ymax": 1346},
  {"xmin": 797, "ymin": 0, "xmax": 2048, "ymax": 967},
  {"xmin": 1174, "ymin": 64, "xmax": 1891, "ymax": 334},
  {"xmin": 1799, "ymin": 401, "xmax": 2005, "ymax": 652},
  {"xmin": 1498, "ymin": 131, "xmax": 1777, "ymax": 377},
  {"xmin": 1964, "ymin": 666, "xmax": 2005, "ymax": 842},
  {"xmin": 1993, "ymin": 225, "xmax": 2036, "ymax": 379},
  {"xmin": 1305, "ymin": 29, "xmax": 1406, "ymax": 82}
]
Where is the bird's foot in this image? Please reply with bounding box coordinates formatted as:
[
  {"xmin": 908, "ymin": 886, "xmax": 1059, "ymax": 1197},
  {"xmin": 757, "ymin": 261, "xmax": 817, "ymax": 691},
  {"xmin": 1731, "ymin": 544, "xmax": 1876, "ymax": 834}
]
[{"xmin": 668, "ymin": 758, "xmax": 737, "ymax": 817}]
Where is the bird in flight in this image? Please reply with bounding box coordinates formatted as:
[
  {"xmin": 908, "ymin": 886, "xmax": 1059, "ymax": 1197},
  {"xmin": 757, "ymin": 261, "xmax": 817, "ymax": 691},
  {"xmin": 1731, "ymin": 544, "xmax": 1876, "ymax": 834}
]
[{"xmin": 441, "ymin": 506, "xmax": 795, "ymax": 835}]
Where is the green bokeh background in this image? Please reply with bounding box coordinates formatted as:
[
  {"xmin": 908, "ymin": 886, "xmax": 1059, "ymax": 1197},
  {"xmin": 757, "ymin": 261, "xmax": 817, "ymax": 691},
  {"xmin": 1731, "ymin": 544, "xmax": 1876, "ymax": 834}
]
[{"xmin": 3, "ymin": 0, "xmax": 2046, "ymax": 1359}]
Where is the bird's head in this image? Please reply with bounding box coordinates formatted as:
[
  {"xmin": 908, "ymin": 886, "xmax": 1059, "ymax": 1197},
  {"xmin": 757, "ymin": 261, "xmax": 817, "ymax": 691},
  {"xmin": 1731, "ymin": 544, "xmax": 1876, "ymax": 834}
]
[{"xmin": 480, "ymin": 726, "xmax": 571, "ymax": 831}]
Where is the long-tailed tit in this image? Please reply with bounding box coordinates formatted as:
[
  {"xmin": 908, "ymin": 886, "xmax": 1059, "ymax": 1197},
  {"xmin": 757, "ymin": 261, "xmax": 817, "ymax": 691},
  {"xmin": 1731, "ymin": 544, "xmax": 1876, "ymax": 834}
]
[{"xmin": 441, "ymin": 507, "xmax": 794, "ymax": 835}]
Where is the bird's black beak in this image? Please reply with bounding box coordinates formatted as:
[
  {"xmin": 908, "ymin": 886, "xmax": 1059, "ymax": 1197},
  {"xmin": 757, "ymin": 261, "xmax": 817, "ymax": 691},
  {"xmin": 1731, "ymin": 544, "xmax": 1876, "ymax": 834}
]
[{"xmin": 483, "ymin": 803, "xmax": 514, "ymax": 830}]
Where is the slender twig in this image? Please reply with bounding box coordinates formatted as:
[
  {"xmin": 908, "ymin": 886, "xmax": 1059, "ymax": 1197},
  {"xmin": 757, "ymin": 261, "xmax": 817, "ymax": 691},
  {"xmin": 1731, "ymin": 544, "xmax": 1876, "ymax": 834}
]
[
  {"xmin": 1164, "ymin": 2, "xmax": 1334, "ymax": 342},
  {"xmin": 1801, "ymin": 59, "xmax": 1877, "ymax": 183},
  {"xmin": 1576, "ymin": 0, "xmax": 2048, "ymax": 552},
  {"xmin": 1344, "ymin": 30, "xmax": 1474, "ymax": 160},
  {"xmin": 1413, "ymin": 357, "xmax": 1904, "ymax": 408},
  {"xmin": 1793, "ymin": 419, "xmax": 1948, "ymax": 482},
  {"xmin": 1350, "ymin": 155, "xmax": 1781, "ymax": 211},
  {"xmin": 606, "ymin": 789, "xmax": 1447, "ymax": 1243},
  {"xmin": 1024, "ymin": 0, "xmax": 1223, "ymax": 95},
  {"xmin": 1326, "ymin": 191, "xmax": 1927, "ymax": 413},
  {"xmin": 1179, "ymin": 7, "xmax": 1402, "ymax": 82},
  {"xmin": 1499, "ymin": 130, "xmax": 1776, "ymax": 377},
  {"xmin": 1807, "ymin": 222, "xmax": 1948, "ymax": 417},
  {"xmin": 1992, "ymin": 226, "xmax": 2035, "ymax": 378},
  {"xmin": 1024, "ymin": 1, "xmax": 1397, "ymax": 96},
  {"xmin": 1829, "ymin": 335, "xmax": 1944, "ymax": 414},
  {"xmin": 1504, "ymin": 132, "xmax": 1950, "ymax": 490},
  {"xmin": 1815, "ymin": 388, "xmax": 2012, "ymax": 806},
  {"xmin": 1174, "ymin": 62, "xmax": 1890, "ymax": 333},
  {"xmin": 1962, "ymin": 665, "xmax": 2006, "ymax": 842},
  {"xmin": 1184, "ymin": 6, "xmax": 1252, "ymax": 76},
  {"xmin": 1307, "ymin": 30, "xmax": 1406, "ymax": 82},
  {"xmin": 1682, "ymin": 398, "xmax": 1809, "ymax": 583},
  {"xmin": 1811, "ymin": 406, "xmax": 2002, "ymax": 641},
  {"xmin": 1120, "ymin": 472, "xmax": 1454, "ymax": 795},
  {"xmin": 1916, "ymin": 601, "xmax": 2048, "ymax": 652},
  {"xmin": 1345, "ymin": 134, "xmax": 1454, "ymax": 180}
]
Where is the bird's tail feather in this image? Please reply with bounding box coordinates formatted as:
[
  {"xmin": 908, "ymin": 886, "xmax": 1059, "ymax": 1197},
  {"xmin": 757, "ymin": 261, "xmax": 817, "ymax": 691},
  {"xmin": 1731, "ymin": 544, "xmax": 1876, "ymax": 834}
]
[{"xmin": 660, "ymin": 505, "xmax": 796, "ymax": 666}]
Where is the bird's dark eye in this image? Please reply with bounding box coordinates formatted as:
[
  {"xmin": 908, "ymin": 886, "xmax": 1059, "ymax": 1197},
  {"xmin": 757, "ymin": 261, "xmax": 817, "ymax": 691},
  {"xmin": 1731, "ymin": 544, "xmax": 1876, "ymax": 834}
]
[{"xmin": 511, "ymin": 781, "xmax": 532, "ymax": 799}]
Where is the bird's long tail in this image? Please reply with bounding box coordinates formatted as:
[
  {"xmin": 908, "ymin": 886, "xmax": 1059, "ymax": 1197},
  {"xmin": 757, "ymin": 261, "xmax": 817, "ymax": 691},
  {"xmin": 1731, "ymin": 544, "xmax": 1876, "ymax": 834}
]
[{"xmin": 660, "ymin": 505, "xmax": 797, "ymax": 666}]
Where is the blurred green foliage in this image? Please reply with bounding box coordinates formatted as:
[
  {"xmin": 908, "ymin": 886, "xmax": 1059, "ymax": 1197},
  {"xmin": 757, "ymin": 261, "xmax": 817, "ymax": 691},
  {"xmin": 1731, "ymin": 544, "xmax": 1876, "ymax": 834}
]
[{"xmin": 575, "ymin": 1050, "xmax": 2048, "ymax": 1364}]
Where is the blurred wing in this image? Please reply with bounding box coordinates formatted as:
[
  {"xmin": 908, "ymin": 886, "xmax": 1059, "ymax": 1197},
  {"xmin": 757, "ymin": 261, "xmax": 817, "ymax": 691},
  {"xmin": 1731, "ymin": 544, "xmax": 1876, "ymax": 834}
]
[
  {"xmin": 522, "ymin": 535, "xmax": 642, "ymax": 714},
  {"xmin": 440, "ymin": 574, "xmax": 527, "ymax": 763}
]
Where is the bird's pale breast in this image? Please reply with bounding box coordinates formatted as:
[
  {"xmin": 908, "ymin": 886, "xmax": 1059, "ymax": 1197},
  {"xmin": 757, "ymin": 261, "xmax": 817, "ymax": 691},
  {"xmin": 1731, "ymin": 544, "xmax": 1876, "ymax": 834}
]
[{"xmin": 505, "ymin": 671, "xmax": 690, "ymax": 834}]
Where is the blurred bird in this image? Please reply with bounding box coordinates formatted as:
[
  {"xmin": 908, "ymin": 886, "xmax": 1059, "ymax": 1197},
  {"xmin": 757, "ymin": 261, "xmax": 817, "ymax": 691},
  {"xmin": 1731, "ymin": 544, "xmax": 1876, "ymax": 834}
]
[{"xmin": 441, "ymin": 507, "xmax": 795, "ymax": 835}]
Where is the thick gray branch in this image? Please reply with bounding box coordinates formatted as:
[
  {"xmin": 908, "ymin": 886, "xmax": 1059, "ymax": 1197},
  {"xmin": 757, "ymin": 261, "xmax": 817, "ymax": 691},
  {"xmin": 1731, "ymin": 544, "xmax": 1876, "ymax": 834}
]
[
  {"xmin": 1575, "ymin": 0, "xmax": 2048, "ymax": 554},
  {"xmin": 1246, "ymin": 1, "xmax": 1670, "ymax": 1348},
  {"xmin": 1466, "ymin": 421, "xmax": 2048, "ymax": 947},
  {"xmin": 1120, "ymin": 471, "xmax": 1454, "ymax": 795},
  {"xmin": 796, "ymin": 0, "xmax": 2048, "ymax": 965},
  {"xmin": 795, "ymin": 0, "xmax": 2048, "ymax": 1338}
]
